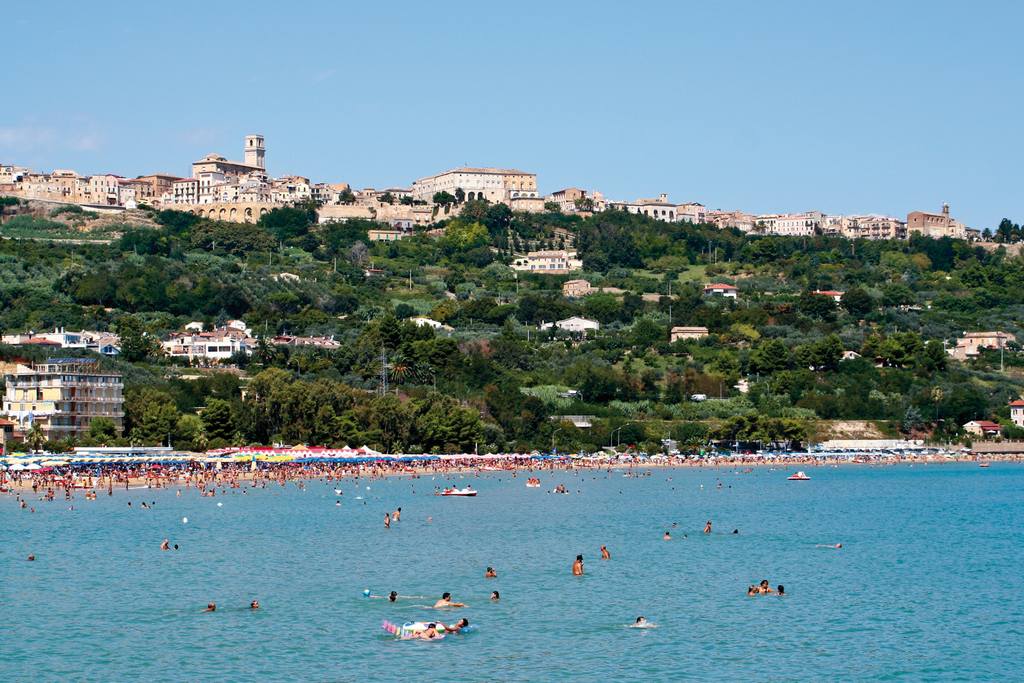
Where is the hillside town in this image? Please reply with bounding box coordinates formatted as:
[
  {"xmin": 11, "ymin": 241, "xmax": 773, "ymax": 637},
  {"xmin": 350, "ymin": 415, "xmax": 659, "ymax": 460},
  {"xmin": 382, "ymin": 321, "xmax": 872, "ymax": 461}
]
[{"xmin": 1, "ymin": 134, "xmax": 977, "ymax": 240}]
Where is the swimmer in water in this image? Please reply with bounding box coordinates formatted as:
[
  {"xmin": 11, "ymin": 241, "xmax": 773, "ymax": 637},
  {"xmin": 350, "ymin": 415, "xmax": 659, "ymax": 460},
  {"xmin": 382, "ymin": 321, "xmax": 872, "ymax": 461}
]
[
  {"xmin": 732, "ymin": 529, "xmax": 739, "ymax": 535},
  {"xmin": 389, "ymin": 591, "xmax": 398, "ymax": 602},
  {"xmin": 490, "ymin": 591, "xmax": 500, "ymax": 601},
  {"xmin": 704, "ymin": 520, "xmax": 712, "ymax": 534},
  {"xmin": 204, "ymin": 602, "xmax": 216, "ymax": 612},
  {"xmin": 572, "ymin": 554, "xmax": 584, "ymax": 576},
  {"xmin": 635, "ymin": 616, "xmax": 648, "ymax": 626},
  {"xmin": 160, "ymin": 539, "xmax": 170, "ymax": 551},
  {"xmin": 816, "ymin": 543, "xmax": 843, "ymax": 549},
  {"xmin": 27, "ymin": 554, "xmax": 36, "ymax": 561},
  {"xmin": 747, "ymin": 585, "xmax": 757, "ymax": 596},
  {"xmin": 758, "ymin": 580, "xmax": 774, "ymax": 594},
  {"xmin": 663, "ymin": 531, "xmax": 672, "ymax": 541},
  {"xmin": 600, "ymin": 545, "xmax": 611, "ymax": 560},
  {"xmin": 393, "ymin": 507, "xmax": 401, "ymax": 522},
  {"xmin": 384, "ymin": 512, "xmax": 391, "ymax": 529},
  {"xmin": 776, "ymin": 585, "xmax": 785, "ymax": 596},
  {"xmin": 485, "ymin": 566, "xmax": 497, "ymax": 578},
  {"xmin": 433, "ymin": 592, "xmax": 465, "ymax": 608},
  {"xmin": 250, "ymin": 600, "xmax": 260, "ymax": 609}
]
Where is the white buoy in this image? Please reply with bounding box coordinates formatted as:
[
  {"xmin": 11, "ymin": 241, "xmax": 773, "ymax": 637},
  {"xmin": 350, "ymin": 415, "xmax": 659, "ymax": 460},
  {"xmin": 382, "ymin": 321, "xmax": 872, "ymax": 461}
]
[
  {"xmin": 217, "ymin": 502, "xmax": 223, "ymax": 507},
  {"xmin": 182, "ymin": 516, "xmax": 188, "ymax": 524}
]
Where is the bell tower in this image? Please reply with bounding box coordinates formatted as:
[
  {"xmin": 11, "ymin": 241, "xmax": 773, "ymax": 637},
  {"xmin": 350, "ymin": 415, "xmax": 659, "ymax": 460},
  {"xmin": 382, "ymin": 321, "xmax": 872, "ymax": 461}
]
[{"xmin": 244, "ymin": 134, "xmax": 265, "ymax": 169}]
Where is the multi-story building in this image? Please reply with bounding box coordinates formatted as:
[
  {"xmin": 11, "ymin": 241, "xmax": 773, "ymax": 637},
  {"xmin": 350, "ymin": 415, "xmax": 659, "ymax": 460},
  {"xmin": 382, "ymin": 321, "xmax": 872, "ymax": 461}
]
[
  {"xmin": 2, "ymin": 358, "xmax": 124, "ymax": 439},
  {"xmin": 907, "ymin": 203, "xmax": 965, "ymax": 239},
  {"xmin": 948, "ymin": 331, "xmax": 1016, "ymax": 361},
  {"xmin": 191, "ymin": 134, "xmax": 266, "ymax": 179},
  {"xmin": 755, "ymin": 211, "xmax": 822, "ymax": 236},
  {"xmin": 412, "ymin": 167, "xmax": 538, "ymax": 204},
  {"xmin": 161, "ymin": 327, "xmax": 255, "ymax": 363},
  {"xmin": 511, "ymin": 250, "xmax": 583, "ymax": 274},
  {"xmin": 547, "ymin": 188, "xmax": 605, "ymax": 213},
  {"xmin": 607, "ymin": 194, "xmax": 705, "ymax": 224},
  {"xmin": 706, "ymin": 210, "xmax": 757, "ymax": 233},
  {"xmin": 1010, "ymin": 399, "xmax": 1024, "ymax": 428}
]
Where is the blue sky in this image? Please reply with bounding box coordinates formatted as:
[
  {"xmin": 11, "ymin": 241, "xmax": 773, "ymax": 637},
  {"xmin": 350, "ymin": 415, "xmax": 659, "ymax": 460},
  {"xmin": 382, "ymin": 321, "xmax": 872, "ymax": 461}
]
[{"xmin": 3, "ymin": 1, "xmax": 1022, "ymax": 227}]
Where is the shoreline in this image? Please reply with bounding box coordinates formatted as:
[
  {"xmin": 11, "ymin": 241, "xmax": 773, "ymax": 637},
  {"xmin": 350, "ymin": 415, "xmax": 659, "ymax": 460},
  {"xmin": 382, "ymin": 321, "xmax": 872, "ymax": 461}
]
[{"xmin": 2, "ymin": 454, "xmax": 1020, "ymax": 495}]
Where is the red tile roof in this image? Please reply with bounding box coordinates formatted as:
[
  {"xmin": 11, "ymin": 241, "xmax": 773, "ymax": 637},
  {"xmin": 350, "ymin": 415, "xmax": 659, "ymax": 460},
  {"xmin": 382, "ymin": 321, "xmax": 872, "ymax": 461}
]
[
  {"xmin": 704, "ymin": 283, "xmax": 737, "ymax": 290},
  {"xmin": 1009, "ymin": 400, "xmax": 1024, "ymax": 407}
]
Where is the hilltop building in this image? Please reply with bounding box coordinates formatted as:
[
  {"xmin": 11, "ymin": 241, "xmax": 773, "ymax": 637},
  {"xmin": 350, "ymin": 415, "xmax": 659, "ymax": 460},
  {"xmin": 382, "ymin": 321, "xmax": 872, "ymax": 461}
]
[
  {"xmin": 907, "ymin": 203, "xmax": 966, "ymax": 239},
  {"xmin": 412, "ymin": 167, "xmax": 538, "ymax": 205}
]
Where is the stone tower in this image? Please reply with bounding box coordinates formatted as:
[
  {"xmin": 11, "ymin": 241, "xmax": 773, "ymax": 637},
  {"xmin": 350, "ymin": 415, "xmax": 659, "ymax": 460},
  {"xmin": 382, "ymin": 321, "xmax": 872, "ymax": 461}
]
[{"xmin": 244, "ymin": 134, "xmax": 265, "ymax": 169}]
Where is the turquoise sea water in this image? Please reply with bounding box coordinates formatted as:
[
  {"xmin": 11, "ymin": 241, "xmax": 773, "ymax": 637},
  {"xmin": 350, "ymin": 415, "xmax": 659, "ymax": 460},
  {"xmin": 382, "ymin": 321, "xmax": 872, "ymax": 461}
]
[{"xmin": 2, "ymin": 463, "xmax": 1023, "ymax": 681}]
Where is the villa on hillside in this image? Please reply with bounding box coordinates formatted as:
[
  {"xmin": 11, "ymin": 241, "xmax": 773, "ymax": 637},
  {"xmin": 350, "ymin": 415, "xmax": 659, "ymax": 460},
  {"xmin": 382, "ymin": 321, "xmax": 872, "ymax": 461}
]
[
  {"xmin": 812, "ymin": 289, "xmax": 845, "ymax": 303},
  {"xmin": 670, "ymin": 326, "xmax": 709, "ymax": 343},
  {"xmin": 948, "ymin": 331, "xmax": 1016, "ymax": 361},
  {"xmin": 963, "ymin": 420, "xmax": 1002, "ymax": 437},
  {"xmin": 511, "ymin": 250, "xmax": 582, "ymax": 274},
  {"xmin": 540, "ymin": 316, "xmax": 600, "ymax": 336},
  {"xmin": 703, "ymin": 283, "xmax": 738, "ymax": 299}
]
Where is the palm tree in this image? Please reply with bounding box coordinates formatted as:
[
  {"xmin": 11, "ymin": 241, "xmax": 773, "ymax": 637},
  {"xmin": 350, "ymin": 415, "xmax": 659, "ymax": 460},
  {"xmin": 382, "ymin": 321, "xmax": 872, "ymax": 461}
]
[{"xmin": 26, "ymin": 422, "xmax": 46, "ymax": 453}]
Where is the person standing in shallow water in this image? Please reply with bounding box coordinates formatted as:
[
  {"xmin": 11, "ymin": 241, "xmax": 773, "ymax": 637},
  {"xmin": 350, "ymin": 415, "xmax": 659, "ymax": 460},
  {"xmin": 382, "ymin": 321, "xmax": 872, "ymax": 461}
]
[
  {"xmin": 600, "ymin": 545, "xmax": 611, "ymax": 560},
  {"xmin": 572, "ymin": 555, "xmax": 584, "ymax": 576},
  {"xmin": 704, "ymin": 520, "xmax": 712, "ymax": 534},
  {"xmin": 384, "ymin": 512, "xmax": 391, "ymax": 529}
]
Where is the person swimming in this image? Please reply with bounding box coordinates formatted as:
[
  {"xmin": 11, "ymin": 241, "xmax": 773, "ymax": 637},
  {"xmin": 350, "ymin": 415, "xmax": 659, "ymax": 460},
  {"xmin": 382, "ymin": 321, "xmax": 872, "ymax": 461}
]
[
  {"xmin": 704, "ymin": 520, "xmax": 712, "ymax": 534},
  {"xmin": 160, "ymin": 539, "xmax": 170, "ymax": 551},
  {"xmin": 600, "ymin": 545, "xmax": 611, "ymax": 560},
  {"xmin": 635, "ymin": 616, "xmax": 647, "ymax": 626},
  {"xmin": 485, "ymin": 567, "xmax": 497, "ymax": 578},
  {"xmin": 747, "ymin": 585, "xmax": 758, "ymax": 596},
  {"xmin": 204, "ymin": 602, "xmax": 216, "ymax": 612},
  {"xmin": 776, "ymin": 585, "xmax": 785, "ymax": 596},
  {"xmin": 393, "ymin": 507, "xmax": 401, "ymax": 522},
  {"xmin": 816, "ymin": 543, "xmax": 843, "ymax": 549},
  {"xmin": 433, "ymin": 592, "xmax": 465, "ymax": 608},
  {"xmin": 758, "ymin": 580, "xmax": 774, "ymax": 594},
  {"xmin": 250, "ymin": 600, "xmax": 260, "ymax": 609},
  {"xmin": 572, "ymin": 554, "xmax": 584, "ymax": 576},
  {"xmin": 389, "ymin": 591, "xmax": 398, "ymax": 602},
  {"xmin": 413, "ymin": 623, "xmax": 442, "ymax": 639},
  {"xmin": 490, "ymin": 591, "xmax": 500, "ymax": 601},
  {"xmin": 663, "ymin": 531, "xmax": 672, "ymax": 541}
]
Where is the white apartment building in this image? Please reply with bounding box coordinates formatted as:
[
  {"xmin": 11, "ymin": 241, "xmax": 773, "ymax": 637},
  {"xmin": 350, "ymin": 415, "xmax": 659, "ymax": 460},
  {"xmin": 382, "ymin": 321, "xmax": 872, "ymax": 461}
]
[
  {"xmin": 412, "ymin": 167, "xmax": 538, "ymax": 204},
  {"xmin": 756, "ymin": 211, "xmax": 822, "ymax": 236},
  {"xmin": 607, "ymin": 194, "xmax": 705, "ymax": 224}
]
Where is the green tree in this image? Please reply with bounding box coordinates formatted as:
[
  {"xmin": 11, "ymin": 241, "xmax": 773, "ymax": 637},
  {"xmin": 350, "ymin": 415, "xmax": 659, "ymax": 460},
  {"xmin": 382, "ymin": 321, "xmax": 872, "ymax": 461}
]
[
  {"xmin": 26, "ymin": 422, "xmax": 46, "ymax": 452},
  {"xmin": 841, "ymin": 287, "xmax": 874, "ymax": 317},
  {"xmin": 87, "ymin": 417, "xmax": 118, "ymax": 444},
  {"xmin": 116, "ymin": 315, "xmax": 157, "ymax": 362},
  {"xmin": 175, "ymin": 414, "xmax": 208, "ymax": 451},
  {"xmin": 201, "ymin": 399, "xmax": 236, "ymax": 445}
]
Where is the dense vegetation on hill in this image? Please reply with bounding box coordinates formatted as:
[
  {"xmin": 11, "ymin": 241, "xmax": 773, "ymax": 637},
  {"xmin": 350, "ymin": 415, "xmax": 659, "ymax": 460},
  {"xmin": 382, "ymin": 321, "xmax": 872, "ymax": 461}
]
[{"xmin": 2, "ymin": 197, "xmax": 1023, "ymax": 453}]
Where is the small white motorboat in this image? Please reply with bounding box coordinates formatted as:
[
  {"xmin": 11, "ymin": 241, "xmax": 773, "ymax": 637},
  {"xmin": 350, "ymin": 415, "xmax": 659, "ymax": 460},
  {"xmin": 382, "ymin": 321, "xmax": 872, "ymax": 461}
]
[
  {"xmin": 440, "ymin": 487, "xmax": 478, "ymax": 497},
  {"xmin": 787, "ymin": 471, "xmax": 811, "ymax": 481}
]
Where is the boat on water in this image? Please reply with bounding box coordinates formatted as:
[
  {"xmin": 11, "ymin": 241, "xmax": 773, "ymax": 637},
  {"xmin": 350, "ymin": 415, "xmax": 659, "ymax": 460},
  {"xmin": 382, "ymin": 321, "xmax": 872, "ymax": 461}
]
[
  {"xmin": 440, "ymin": 487, "xmax": 478, "ymax": 497},
  {"xmin": 787, "ymin": 471, "xmax": 811, "ymax": 481}
]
